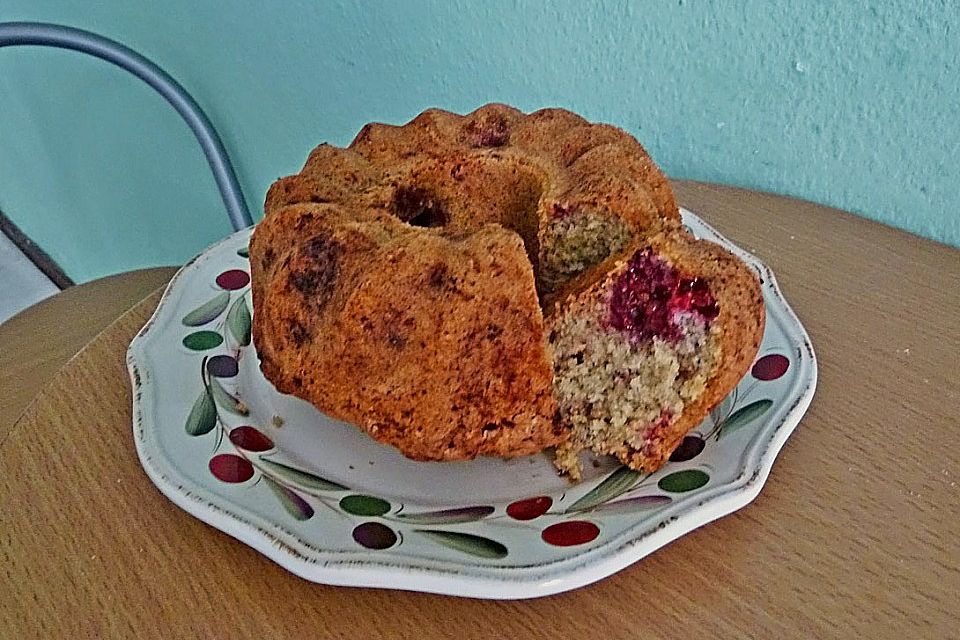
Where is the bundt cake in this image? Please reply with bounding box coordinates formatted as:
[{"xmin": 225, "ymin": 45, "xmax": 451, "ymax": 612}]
[{"xmin": 249, "ymin": 104, "xmax": 764, "ymax": 478}]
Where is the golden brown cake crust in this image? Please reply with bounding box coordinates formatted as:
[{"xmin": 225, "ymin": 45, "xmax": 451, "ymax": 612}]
[
  {"xmin": 252, "ymin": 104, "xmax": 761, "ymax": 469},
  {"xmin": 264, "ymin": 104, "xmax": 680, "ymax": 273},
  {"xmin": 250, "ymin": 204, "xmax": 563, "ymax": 460}
]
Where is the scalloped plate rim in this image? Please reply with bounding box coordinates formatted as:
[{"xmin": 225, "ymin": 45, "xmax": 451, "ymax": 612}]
[{"xmin": 127, "ymin": 206, "xmax": 817, "ymax": 599}]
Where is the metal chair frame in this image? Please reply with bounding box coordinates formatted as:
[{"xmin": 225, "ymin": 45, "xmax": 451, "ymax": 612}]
[{"xmin": 0, "ymin": 21, "xmax": 253, "ymax": 231}]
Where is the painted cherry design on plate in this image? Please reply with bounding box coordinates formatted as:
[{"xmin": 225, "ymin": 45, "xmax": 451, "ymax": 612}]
[
  {"xmin": 507, "ymin": 496, "xmax": 553, "ymax": 520},
  {"xmin": 670, "ymin": 435, "xmax": 706, "ymax": 462},
  {"xmin": 751, "ymin": 354, "xmax": 789, "ymax": 381},
  {"xmin": 541, "ymin": 521, "xmax": 600, "ymax": 546},
  {"xmin": 353, "ymin": 522, "xmax": 397, "ymax": 550},
  {"xmin": 209, "ymin": 454, "xmax": 254, "ymax": 483},
  {"xmin": 206, "ymin": 354, "xmax": 239, "ymax": 378},
  {"xmin": 229, "ymin": 426, "xmax": 274, "ymax": 452},
  {"xmin": 216, "ymin": 269, "xmax": 250, "ymax": 290}
]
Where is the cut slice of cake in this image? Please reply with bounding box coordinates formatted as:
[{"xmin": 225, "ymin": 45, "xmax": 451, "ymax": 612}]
[{"xmin": 546, "ymin": 230, "xmax": 765, "ymax": 480}]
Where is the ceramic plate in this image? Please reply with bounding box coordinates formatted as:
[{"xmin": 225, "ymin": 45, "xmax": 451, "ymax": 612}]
[{"xmin": 128, "ymin": 208, "xmax": 816, "ymax": 599}]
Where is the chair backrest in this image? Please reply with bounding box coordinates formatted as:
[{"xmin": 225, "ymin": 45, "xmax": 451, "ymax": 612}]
[{"xmin": 0, "ymin": 21, "xmax": 253, "ymax": 232}]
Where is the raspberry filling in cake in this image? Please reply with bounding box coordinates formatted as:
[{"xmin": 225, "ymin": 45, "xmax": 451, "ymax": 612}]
[
  {"xmin": 549, "ymin": 248, "xmax": 722, "ymax": 479},
  {"xmin": 607, "ymin": 248, "xmax": 719, "ymax": 342}
]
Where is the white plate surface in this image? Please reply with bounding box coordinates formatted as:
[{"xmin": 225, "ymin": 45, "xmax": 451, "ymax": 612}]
[{"xmin": 128, "ymin": 208, "xmax": 816, "ymax": 599}]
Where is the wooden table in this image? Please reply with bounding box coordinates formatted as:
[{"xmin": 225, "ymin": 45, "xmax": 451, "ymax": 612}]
[
  {"xmin": 0, "ymin": 267, "xmax": 178, "ymax": 439},
  {"xmin": 1, "ymin": 183, "xmax": 958, "ymax": 638}
]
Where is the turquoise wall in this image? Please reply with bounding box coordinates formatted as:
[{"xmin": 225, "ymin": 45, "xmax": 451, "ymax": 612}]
[{"xmin": 1, "ymin": 1, "xmax": 958, "ymax": 283}]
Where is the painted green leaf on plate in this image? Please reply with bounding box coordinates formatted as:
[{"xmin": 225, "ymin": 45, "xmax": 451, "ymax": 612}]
[
  {"xmin": 264, "ymin": 476, "xmax": 314, "ymax": 520},
  {"xmin": 181, "ymin": 291, "xmax": 230, "ymax": 326},
  {"xmin": 718, "ymin": 399, "xmax": 773, "ymax": 440},
  {"xmin": 208, "ymin": 377, "xmax": 248, "ymax": 415},
  {"xmin": 184, "ymin": 387, "xmax": 216, "ymax": 435},
  {"xmin": 259, "ymin": 459, "xmax": 347, "ymax": 492},
  {"xmin": 340, "ymin": 495, "xmax": 391, "ymax": 516},
  {"xmin": 182, "ymin": 330, "xmax": 224, "ymax": 351},
  {"xmin": 226, "ymin": 295, "xmax": 251, "ymax": 346},
  {"xmin": 566, "ymin": 466, "xmax": 644, "ymax": 513},
  {"xmin": 396, "ymin": 506, "xmax": 495, "ymax": 525},
  {"xmin": 237, "ymin": 246, "xmax": 250, "ymax": 258},
  {"xmin": 587, "ymin": 494, "xmax": 673, "ymax": 515},
  {"xmin": 414, "ymin": 530, "xmax": 508, "ymax": 559},
  {"xmin": 657, "ymin": 469, "xmax": 710, "ymax": 493}
]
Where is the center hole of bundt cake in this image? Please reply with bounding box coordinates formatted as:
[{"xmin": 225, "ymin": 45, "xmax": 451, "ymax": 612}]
[
  {"xmin": 500, "ymin": 181, "xmax": 545, "ymax": 276},
  {"xmin": 608, "ymin": 248, "xmax": 719, "ymax": 343},
  {"xmin": 392, "ymin": 185, "xmax": 449, "ymax": 228},
  {"xmin": 392, "ymin": 165, "xmax": 547, "ymax": 277},
  {"xmin": 444, "ymin": 160, "xmax": 547, "ymax": 279}
]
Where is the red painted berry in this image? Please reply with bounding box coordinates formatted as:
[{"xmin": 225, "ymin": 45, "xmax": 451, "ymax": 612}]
[
  {"xmin": 752, "ymin": 354, "xmax": 790, "ymax": 381},
  {"xmin": 506, "ymin": 496, "xmax": 553, "ymax": 520},
  {"xmin": 216, "ymin": 269, "xmax": 250, "ymax": 290},
  {"xmin": 228, "ymin": 426, "xmax": 274, "ymax": 452},
  {"xmin": 208, "ymin": 454, "xmax": 254, "ymax": 483},
  {"xmin": 541, "ymin": 521, "xmax": 600, "ymax": 546}
]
